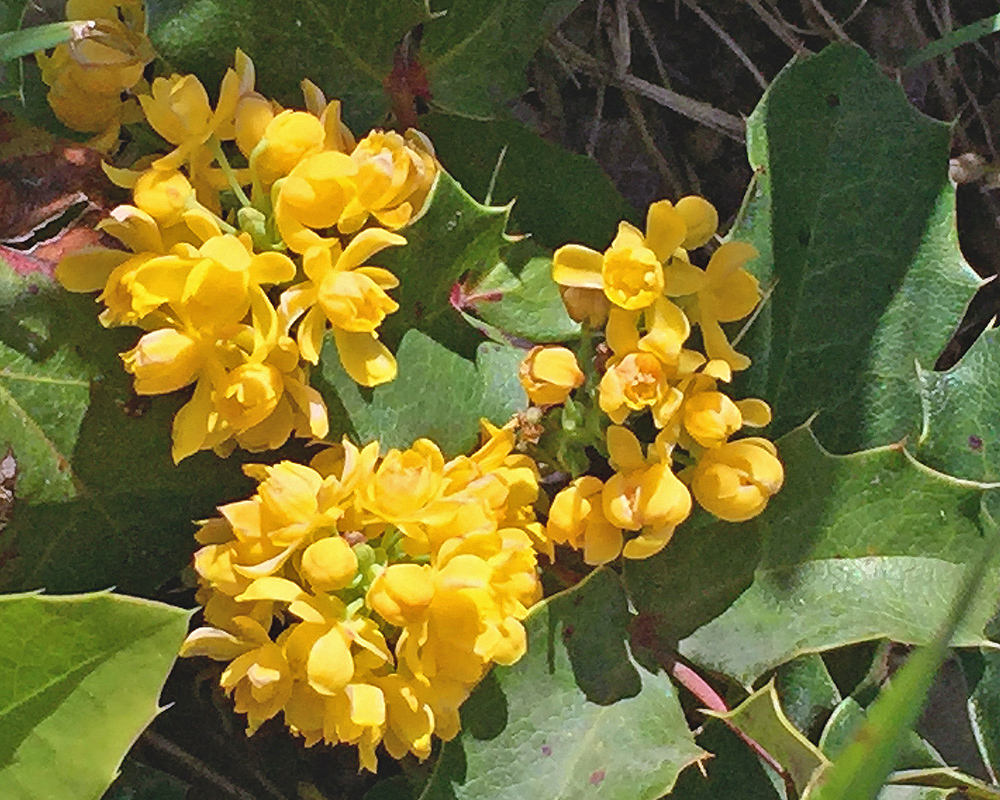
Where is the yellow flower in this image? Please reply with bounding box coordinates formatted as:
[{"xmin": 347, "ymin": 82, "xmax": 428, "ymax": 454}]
[
  {"xmin": 121, "ymin": 327, "xmax": 204, "ymax": 394},
  {"xmin": 598, "ymin": 299, "xmax": 693, "ymax": 426},
  {"xmin": 602, "ymin": 426, "xmax": 692, "ymax": 559},
  {"xmin": 667, "ymin": 241, "xmax": 760, "ymax": 371},
  {"xmin": 519, "ymin": 346, "xmax": 584, "ymax": 406},
  {"xmin": 181, "ymin": 615, "xmax": 293, "ymax": 733},
  {"xmin": 183, "ymin": 427, "xmax": 547, "ymax": 770},
  {"xmin": 360, "ymin": 438, "xmax": 445, "ymax": 537},
  {"xmin": 132, "ymin": 168, "xmax": 196, "ymax": 228},
  {"xmin": 280, "ymin": 228, "xmax": 405, "ymax": 385},
  {"xmin": 546, "ymin": 476, "xmax": 623, "ymax": 565},
  {"xmin": 551, "ymin": 199, "xmax": 688, "ymax": 311},
  {"xmin": 682, "ymin": 391, "xmax": 743, "ymax": 449},
  {"xmin": 139, "ymin": 68, "xmax": 241, "ymax": 178},
  {"xmin": 339, "ymin": 129, "xmax": 438, "ymax": 234},
  {"xmin": 37, "ymin": 0, "xmax": 153, "ymax": 139},
  {"xmin": 367, "ymin": 563, "xmax": 435, "ymax": 627},
  {"xmin": 558, "ymin": 285, "xmax": 610, "ymax": 327},
  {"xmin": 251, "ymin": 110, "xmax": 326, "ymax": 186},
  {"xmin": 376, "ymin": 674, "xmax": 435, "ymax": 761},
  {"xmin": 274, "ymin": 150, "xmax": 359, "ymax": 253},
  {"xmin": 688, "ymin": 437, "xmax": 783, "ymax": 522}
]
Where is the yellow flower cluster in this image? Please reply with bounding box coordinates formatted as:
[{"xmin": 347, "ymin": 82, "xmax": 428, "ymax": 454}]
[
  {"xmin": 54, "ymin": 50, "xmax": 438, "ymax": 462},
  {"xmin": 36, "ymin": 0, "xmax": 155, "ymax": 147},
  {"xmin": 179, "ymin": 422, "xmax": 544, "ymax": 771},
  {"xmin": 523, "ymin": 198, "xmax": 784, "ymax": 563}
]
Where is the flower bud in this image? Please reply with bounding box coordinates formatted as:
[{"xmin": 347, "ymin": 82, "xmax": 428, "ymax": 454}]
[
  {"xmin": 519, "ymin": 346, "xmax": 584, "ymax": 406},
  {"xmin": 683, "ymin": 391, "xmax": 742, "ymax": 448},
  {"xmin": 367, "ymin": 563, "xmax": 434, "ymax": 626},
  {"xmin": 300, "ymin": 537, "xmax": 358, "ymax": 591},
  {"xmin": 122, "ymin": 328, "xmax": 203, "ymax": 394},
  {"xmin": 690, "ymin": 438, "xmax": 784, "ymax": 522}
]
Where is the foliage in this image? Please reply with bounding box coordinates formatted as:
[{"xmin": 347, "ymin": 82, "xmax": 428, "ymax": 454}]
[{"xmin": 0, "ymin": 1, "xmax": 998, "ymax": 798}]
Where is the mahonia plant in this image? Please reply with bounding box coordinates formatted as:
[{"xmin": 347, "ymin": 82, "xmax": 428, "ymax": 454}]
[
  {"xmin": 524, "ymin": 198, "xmax": 784, "ymax": 563},
  {"xmin": 38, "ymin": 0, "xmax": 784, "ymax": 772},
  {"xmin": 179, "ymin": 422, "xmax": 543, "ymax": 771},
  {"xmin": 55, "ymin": 45, "xmax": 437, "ymax": 462}
]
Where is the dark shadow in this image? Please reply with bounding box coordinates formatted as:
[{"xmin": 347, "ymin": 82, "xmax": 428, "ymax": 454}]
[
  {"xmin": 545, "ymin": 570, "xmax": 642, "ymax": 705},
  {"xmin": 460, "ymin": 671, "xmax": 508, "ymax": 740}
]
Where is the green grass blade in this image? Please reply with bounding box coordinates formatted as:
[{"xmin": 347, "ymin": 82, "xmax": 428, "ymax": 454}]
[
  {"xmin": 905, "ymin": 13, "xmax": 1000, "ymax": 68},
  {"xmin": 804, "ymin": 529, "xmax": 1000, "ymax": 800},
  {"xmin": 0, "ymin": 21, "xmax": 92, "ymax": 63}
]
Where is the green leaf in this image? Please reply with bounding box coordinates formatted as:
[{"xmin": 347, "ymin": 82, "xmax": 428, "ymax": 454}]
[
  {"xmin": 731, "ymin": 43, "xmax": 980, "ymax": 454},
  {"xmin": 145, "ymin": 0, "xmax": 430, "ymax": 131},
  {"xmin": 958, "ymin": 647, "xmax": 1000, "ymax": 780},
  {"xmin": 888, "ymin": 768, "xmax": 1000, "ymax": 799},
  {"xmin": 317, "ymin": 328, "xmax": 525, "ymax": 456},
  {"xmin": 466, "ymin": 245, "xmax": 580, "ymax": 343},
  {"xmin": 707, "ymin": 681, "xmax": 829, "ymax": 795},
  {"xmin": 802, "ymin": 526, "xmax": 998, "ymax": 800},
  {"xmin": 0, "ymin": 267, "xmax": 253, "ymax": 594},
  {"xmin": 419, "ymin": 568, "xmax": 705, "ymax": 800},
  {"xmin": 421, "ymin": 114, "xmax": 638, "ymax": 250},
  {"xmin": 877, "ymin": 788, "xmax": 955, "ymax": 800},
  {"xmin": 0, "ymin": 0, "xmax": 27, "ymax": 98},
  {"xmin": 0, "ymin": 591, "xmax": 190, "ymax": 800},
  {"xmin": 420, "ymin": 0, "xmax": 581, "ymax": 119},
  {"xmin": 912, "ymin": 330, "xmax": 1000, "ymax": 483},
  {"xmin": 905, "ymin": 14, "xmax": 1000, "ymax": 68},
  {"xmin": 0, "ymin": 21, "xmax": 85, "ymax": 63},
  {"xmin": 627, "ymin": 425, "xmax": 999, "ymax": 687},
  {"xmin": 774, "ymin": 654, "xmax": 842, "ymax": 739},
  {"xmin": 374, "ymin": 171, "xmax": 511, "ymax": 354}
]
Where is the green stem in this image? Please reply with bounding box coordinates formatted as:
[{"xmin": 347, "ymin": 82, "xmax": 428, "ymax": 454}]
[{"xmin": 207, "ymin": 136, "xmax": 253, "ymax": 209}]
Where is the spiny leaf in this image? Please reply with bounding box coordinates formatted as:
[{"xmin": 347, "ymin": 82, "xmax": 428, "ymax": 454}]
[
  {"xmin": 707, "ymin": 680, "xmax": 829, "ymax": 795},
  {"xmin": 374, "ymin": 170, "xmax": 512, "ymax": 356},
  {"xmin": 419, "ymin": 568, "xmax": 705, "ymax": 800},
  {"xmin": 0, "ymin": 591, "xmax": 190, "ymax": 800},
  {"xmin": 731, "ymin": 43, "xmax": 980, "ymax": 454},
  {"xmin": 420, "ymin": 0, "xmax": 581, "ymax": 119},
  {"xmin": 625, "ymin": 425, "xmax": 1000, "ymax": 687},
  {"xmin": 317, "ymin": 328, "xmax": 525, "ymax": 456},
  {"xmin": 146, "ymin": 0, "xmax": 431, "ymax": 131}
]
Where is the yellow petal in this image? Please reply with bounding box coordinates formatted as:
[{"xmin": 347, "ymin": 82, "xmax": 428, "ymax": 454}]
[
  {"xmin": 180, "ymin": 626, "xmax": 250, "ymax": 660},
  {"xmin": 700, "ymin": 316, "xmax": 751, "ymax": 371},
  {"xmin": 582, "ymin": 520, "xmax": 623, "ymax": 565},
  {"xmin": 307, "ymin": 627, "xmax": 354, "ymax": 695},
  {"xmin": 56, "ymin": 248, "xmax": 129, "ymax": 292},
  {"xmin": 551, "ymin": 244, "xmax": 604, "ymax": 289},
  {"xmin": 675, "ymin": 196, "xmax": 718, "ymax": 249},
  {"xmin": 622, "ymin": 524, "xmax": 675, "ymax": 559},
  {"xmin": 605, "ymin": 307, "xmax": 641, "ymax": 356},
  {"xmin": 236, "ymin": 576, "xmax": 305, "ymax": 603},
  {"xmin": 333, "ymin": 329, "xmax": 396, "ymax": 386},
  {"xmin": 346, "ymin": 683, "xmax": 386, "ymax": 726},
  {"xmin": 606, "ymin": 425, "xmax": 645, "ymax": 473},
  {"xmin": 644, "ymin": 200, "xmax": 686, "ymax": 262},
  {"xmin": 338, "ymin": 227, "xmax": 407, "ymax": 272},
  {"xmin": 663, "ymin": 256, "xmax": 706, "ymax": 297},
  {"xmin": 737, "ymin": 398, "xmax": 772, "ymax": 427}
]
